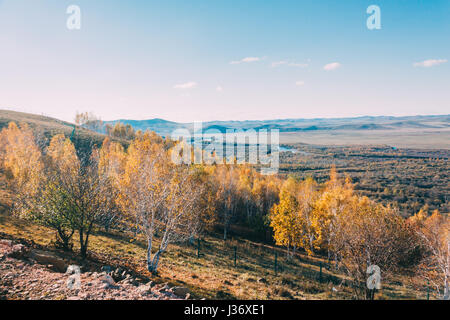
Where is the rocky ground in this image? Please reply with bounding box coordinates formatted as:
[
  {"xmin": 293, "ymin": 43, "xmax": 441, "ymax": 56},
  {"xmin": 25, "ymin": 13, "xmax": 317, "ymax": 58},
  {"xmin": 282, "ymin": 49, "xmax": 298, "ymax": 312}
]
[{"xmin": 0, "ymin": 239, "xmax": 191, "ymax": 300}]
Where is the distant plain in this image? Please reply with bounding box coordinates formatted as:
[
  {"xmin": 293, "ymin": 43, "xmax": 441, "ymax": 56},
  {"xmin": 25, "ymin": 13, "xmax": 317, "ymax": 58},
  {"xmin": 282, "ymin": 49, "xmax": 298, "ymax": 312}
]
[{"xmin": 280, "ymin": 128, "xmax": 450, "ymax": 149}]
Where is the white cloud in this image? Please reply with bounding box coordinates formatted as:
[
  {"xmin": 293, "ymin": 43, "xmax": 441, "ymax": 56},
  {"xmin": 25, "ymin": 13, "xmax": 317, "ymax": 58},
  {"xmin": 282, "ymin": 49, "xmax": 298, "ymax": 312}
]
[
  {"xmin": 323, "ymin": 62, "xmax": 341, "ymax": 71},
  {"xmin": 271, "ymin": 61, "xmax": 308, "ymax": 68},
  {"xmin": 174, "ymin": 81, "xmax": 198, "ymax": 89},
  {"xmin": 295, "ymin": 81, "xmax": 305, "ymax": 86},
  {"xmin": 413, "ymin": 59, "xmax": 447, "ymax": 68},
  {"xmin": 230, "ymin": 57, "xmax": 261, "ymax": 65},
  {"xmin": 271, "ymin": 61, "xmax": 288, "ymax": 67},
  {"xmin": 288, "ymin": 63, "xmax": 309, "ymax": 68},
  {"xmin": 216, "ymin": 86, "xmax": 223, "ymax": 92}
]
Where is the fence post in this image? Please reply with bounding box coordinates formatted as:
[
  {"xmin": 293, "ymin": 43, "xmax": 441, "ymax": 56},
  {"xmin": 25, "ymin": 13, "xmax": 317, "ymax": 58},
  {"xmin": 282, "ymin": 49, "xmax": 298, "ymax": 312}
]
[
  {"xmin": 234, "ymin": 246, "xmax": 237, "ymax": 267},
  {"xmin": 274, "ymin": 252, "xmax": 278, "ymax": 275},
  {"xmin": 319, "ymin": 262, "xmax": 323, "ymax": 282},
  {"xmin": 197, "ymin": 238, "xmax": 200, "ymax": 258},
  {"xmin": 426, "ymin": 280, "xmax": 429, "ymax": 300}
]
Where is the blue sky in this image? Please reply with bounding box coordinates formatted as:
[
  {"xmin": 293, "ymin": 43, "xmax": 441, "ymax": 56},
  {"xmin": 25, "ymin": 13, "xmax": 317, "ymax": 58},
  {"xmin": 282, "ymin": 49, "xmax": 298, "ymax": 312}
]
[{"xmin": 0, "ymin": 0, "xmax": 448, "ymax": 122}]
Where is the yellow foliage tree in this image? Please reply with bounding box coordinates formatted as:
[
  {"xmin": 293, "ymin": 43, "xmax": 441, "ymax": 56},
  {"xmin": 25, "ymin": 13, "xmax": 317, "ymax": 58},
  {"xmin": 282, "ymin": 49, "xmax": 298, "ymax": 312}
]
[{"xmin": 0, "ymin": 122, "xmax": 43, "ymax": 198}]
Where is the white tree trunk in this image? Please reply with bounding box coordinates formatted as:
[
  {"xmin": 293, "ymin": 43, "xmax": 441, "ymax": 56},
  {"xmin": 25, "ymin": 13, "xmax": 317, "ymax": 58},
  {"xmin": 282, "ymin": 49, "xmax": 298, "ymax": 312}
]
[
  {"xmin": 149, "ymin": 250, "xmax": 163, "ymax": 273},
  {"xmin": 146, "ymin": 236, "xmax": 153, "ymax": 272},
  {"xmin": 444, "ymin": 239, "xmax": 449, "ymax": 300}
]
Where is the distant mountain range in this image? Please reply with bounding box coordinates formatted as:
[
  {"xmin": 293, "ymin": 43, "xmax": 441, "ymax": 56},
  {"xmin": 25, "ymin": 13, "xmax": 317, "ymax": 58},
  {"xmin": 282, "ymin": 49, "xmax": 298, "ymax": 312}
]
[{"xmin": 103, "ymin": 115, "xmax": 450, "ymax": 137}]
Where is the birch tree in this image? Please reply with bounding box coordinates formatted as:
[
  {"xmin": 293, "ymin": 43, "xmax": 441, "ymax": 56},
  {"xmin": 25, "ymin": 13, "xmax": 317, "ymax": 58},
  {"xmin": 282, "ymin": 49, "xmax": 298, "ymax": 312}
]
[
  {"xmin": 332, "ymin": 196, "xmax": 414, "ymax": 299},
  {"xmin": 411, "ymin": 210, "xmax": 449, "ymax": 300},
  {"xmin": 215, "ymin": 165, "xmax": 240, "ymax": 240},
  {"xmin": 120, "ymin": 132, "xmax": 202, "ymax": 273}
]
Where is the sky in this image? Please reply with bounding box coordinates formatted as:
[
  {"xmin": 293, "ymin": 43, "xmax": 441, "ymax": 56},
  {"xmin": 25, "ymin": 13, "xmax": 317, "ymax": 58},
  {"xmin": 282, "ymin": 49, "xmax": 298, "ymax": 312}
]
[{"xmin": 0, "ymin": 0, "xmax": 449, "ymax": 123}]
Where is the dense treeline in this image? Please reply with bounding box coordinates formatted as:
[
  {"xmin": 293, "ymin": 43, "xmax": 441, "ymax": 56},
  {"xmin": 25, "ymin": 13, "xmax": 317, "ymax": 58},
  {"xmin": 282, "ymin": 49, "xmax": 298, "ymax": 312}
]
[
  {"xmin": 0, "ymin": 122, "xmax": 448, "ymax": 299},
  {"xmin": 280, "ymin": 144, "xmax": 449, "ymax": 215},
  {"xmin": 269, "ymin": 168, "xmax": 448, "ymax": 298},
  {"xmin": 105, "ymin": 122, "xmax": 136, "ymax": 140}
]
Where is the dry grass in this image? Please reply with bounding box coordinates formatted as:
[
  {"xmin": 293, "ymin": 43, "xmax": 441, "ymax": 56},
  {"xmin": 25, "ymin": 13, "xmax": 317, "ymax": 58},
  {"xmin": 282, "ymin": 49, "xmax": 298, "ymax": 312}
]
[{"xmin": 0, "ymin": 209, "xmax": 428, "ymax": 300}]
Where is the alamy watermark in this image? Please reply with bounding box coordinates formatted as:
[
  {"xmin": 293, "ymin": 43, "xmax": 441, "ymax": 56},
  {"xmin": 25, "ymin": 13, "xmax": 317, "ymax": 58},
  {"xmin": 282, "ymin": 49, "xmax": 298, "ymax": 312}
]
[
  {"xmin": 170, "ymin": 122, "xmax": 279, "ymax": 175},
  {"xmin": 367, "ymin": 264, "xmax": 382, "ymax": 290},
  {"xmin": 66, "ymin": 5, "xmax": 81, "ymax": 30},
  {"xmin": 367, "ymin": 5, "xmax": 381, "ymax": 30},
  {"xmin": 66, "ymin": 265, "xmax": 81, "ymax": 290}
]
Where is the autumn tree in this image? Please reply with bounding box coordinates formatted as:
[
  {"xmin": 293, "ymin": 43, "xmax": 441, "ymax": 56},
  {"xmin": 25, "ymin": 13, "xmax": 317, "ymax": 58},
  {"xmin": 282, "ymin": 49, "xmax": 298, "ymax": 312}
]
[
  {"xmin": 0, "ymin": 122, "xmax": 43, "ymax": 199},
  {"xmin": 106, "ymin": 122, "xmax": 136, "ymax": 140},
  {"xmin": 312, "ymin": 167, "xmax": 354, "ymax": 263},
  {"xmin": 332, "ymin": 196, "xmax": 415, "ymax": 299},
  {"xmin": 98, "ymin": 137, "xmax": 126, "ymax": 232},
  {"xmin": 1, "ymin": 123, "xmax": 118, "ymax": 256},
  {"xmin": 0, "ymin": 126, "xmax": 77, "ymax": 249},
  {"xmin": 410, "ymin": 209, "xmax": 449, "ymax": 300},
  {"xmin": 269, "ymin": 177, "xmax": 319, "ymax": 256},
  {"xmin": 119, "ymin": 132, "xmax": 202, "ymax": 273},
  {"xmin": 41, "ymin": 135, "xmax": 118, "ymax": 257},
  {"xmin": 214, "ymin": 165, "xmax": 241, "ymax": 240},
  {"xmin": 74, "ymin": 111, "xmax": 103, "ymax": 132},
  {"xmin": 269, "ymin": 177, "xmax": 300, "ymax": 256}
]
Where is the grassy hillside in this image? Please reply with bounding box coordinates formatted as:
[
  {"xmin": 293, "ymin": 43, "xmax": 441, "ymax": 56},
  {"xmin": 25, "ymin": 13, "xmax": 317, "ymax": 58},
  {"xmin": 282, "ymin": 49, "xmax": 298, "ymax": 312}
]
[
  {"xmin": 0, "ymin": 210, "xmax": 427, "ymax": 300},
  {"xmin": 0, "ymin": 109, "xmax": 126, "ymax": 152}
]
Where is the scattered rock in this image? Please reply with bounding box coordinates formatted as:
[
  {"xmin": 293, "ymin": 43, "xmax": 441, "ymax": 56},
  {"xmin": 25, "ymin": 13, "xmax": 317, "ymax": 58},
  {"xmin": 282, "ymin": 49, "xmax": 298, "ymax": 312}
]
[
  {"xmin": 257, "ymin": 277, "xmax": 267, "ymax": 284},
  {"xmin": 0, "ymin": 239, "xmax": 12, "ymax": 247},
  {"xmin": 9, "ymin": 244, "xmax": 27, "ymax": 259},
  {"xmin": 29, "ymin": 250, "xmax": 68, "ymax": 273},
  {"xmin": 155, "ymin": 283, "xmax": 170, "ymax": 291},
  {"xmin": 100, "ymin": 275, "xmax": 116, "ymax": 287},
  {"xmin": 101, "ymin": 266, "xmax": 113, "ymax": 273},
  {"xmin": 172, "ymin": 287, "xmax": 189, "ymax": 298},
  {"xmin": 137, "ymin": 284, "xmax": 151, "ymax": 294},
  {"xmin": 0, "ymin": 241, "xmax": 187, "ymax": 300}
]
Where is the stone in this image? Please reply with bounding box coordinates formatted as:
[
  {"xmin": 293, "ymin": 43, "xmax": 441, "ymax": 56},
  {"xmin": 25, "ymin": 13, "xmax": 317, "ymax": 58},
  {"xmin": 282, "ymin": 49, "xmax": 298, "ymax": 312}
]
[
  {"xmin": 137, "ymin": 284, "xmax": 151, "ymax": 294},
  {"xmin": 9, "ymin": 244, "xmax": 27, "ymax": 258},
  {"xmin": 0, "ymin": 239, "xmax": 12, "ymax": 247},
  {"xmin": 100, "ymin": 275, "xmax": 116, "ymax": 286},
  {"xmin": 101, "ymin": 266, "xmax": 113, "ymax": 273},
  {"xmin": 172, "ymin": 286, "xmax": 189, "ymax": 298},
  {"xmin": 29, "ymin": 250, "xmax": 68, "ymax": 273}
]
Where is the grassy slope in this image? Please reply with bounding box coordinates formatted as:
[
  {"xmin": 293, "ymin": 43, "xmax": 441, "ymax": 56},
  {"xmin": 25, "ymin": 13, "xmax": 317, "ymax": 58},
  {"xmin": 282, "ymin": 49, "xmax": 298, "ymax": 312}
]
[
  {"xmin": 0, "ymin": 210, "xmax": 425, "ymax": 300},
  {"xmin": 0, "ymin": 109, "xmax": 129, "ymax": 153},
  {"xmin": 0, "ymin": 109, "xmax": 102, "ymax": 141}
]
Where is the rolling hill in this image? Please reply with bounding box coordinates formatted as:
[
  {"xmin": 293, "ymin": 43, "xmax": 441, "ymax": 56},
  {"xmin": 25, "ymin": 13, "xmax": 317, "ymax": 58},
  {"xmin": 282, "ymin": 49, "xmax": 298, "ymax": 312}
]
[
  {"xmin": 0, "ymin": 109, "xmax": 125, "ymax": 151},
  {"xmin": 104, "ymin": 114, "xmax": 450, "ymax": 136}
]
